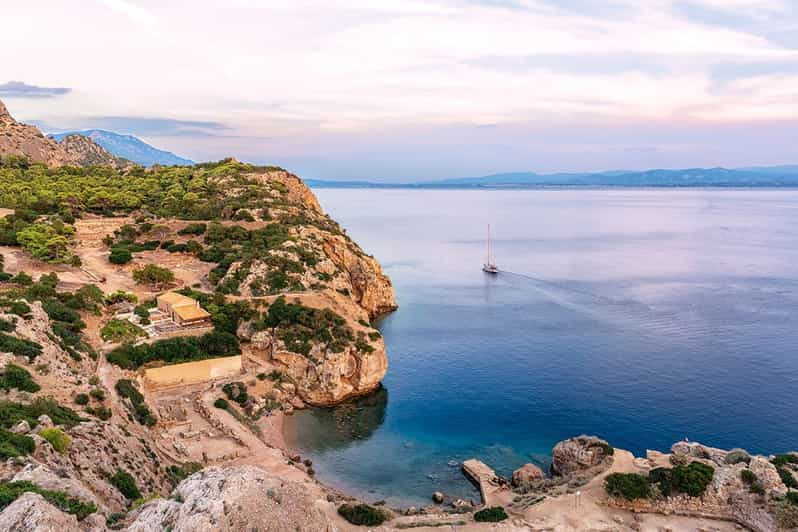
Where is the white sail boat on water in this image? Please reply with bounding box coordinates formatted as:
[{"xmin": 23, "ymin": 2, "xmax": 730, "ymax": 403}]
[{"xmin": 482, "ymin": 224, "xmax": 499, "ymax": 274}]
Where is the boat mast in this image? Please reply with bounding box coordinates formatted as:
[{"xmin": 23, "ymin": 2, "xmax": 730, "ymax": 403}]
[{"xmin": 487, "ymin": 224, "xmax": 492, "ymax": 265}]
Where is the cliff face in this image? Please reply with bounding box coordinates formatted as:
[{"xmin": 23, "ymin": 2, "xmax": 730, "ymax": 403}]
[{"xmin": 0, "ymin": 99, "xmax": 126, "ymax": 167}]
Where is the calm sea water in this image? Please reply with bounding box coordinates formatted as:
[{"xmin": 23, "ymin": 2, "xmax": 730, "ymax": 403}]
[{"xmin": 283, "ymin": 189, "xmax": 798, "ymax": 507}]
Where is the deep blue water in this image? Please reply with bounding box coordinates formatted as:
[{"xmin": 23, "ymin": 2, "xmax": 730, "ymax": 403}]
[{"xmin": 284, "ymin": 189, "xmax": 798, "ymax": 507}]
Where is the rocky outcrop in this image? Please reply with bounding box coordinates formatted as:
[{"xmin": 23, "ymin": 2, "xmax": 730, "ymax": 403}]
[
  {"xmin": 551, "ymin": 435, "xmax": 613, "ymax": 476},
  {"xmin": 0, "ymin": 99, "xmax": 125, "ymax": 167},
  {"xmin": 126, "ymin": 465, "xmax": 332, "ymax": 531},
  {"xmin": 671, "ymin": 440, "xmax": 728, "ymax": 466},
  {"xmin": 749, "ymin": 456, "xmax": 787, "ymax": 495},
  {"xmin": 512, "ymin": 463, "xmax": 545, "ymax": 487},
  {"xmin": 266, "ymin": 295, "xmax": 388, "ymax": 406},
  {"xmin": 245, "ymin": 169, "xmax": 322, "ymax": 213},
  {"xmin": 0, "ymin": 493, "xmax": 87, "ymax": 532},
  {"xmin": 321, "ymin": 235, "xmax": 397, "ymax": 317}
]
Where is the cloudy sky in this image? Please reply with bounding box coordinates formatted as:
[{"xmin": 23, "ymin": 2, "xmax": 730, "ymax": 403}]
[{"xmin": 2, "ymin": 0, "xmax": 798, "ymax": 180}]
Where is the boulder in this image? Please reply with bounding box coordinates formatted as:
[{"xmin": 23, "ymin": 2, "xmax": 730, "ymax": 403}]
[
  {"xmin": 37, "ymin": 414, "xmax": 54, "ymax": 429},
  {"xmin": 10, "ymin": 420, "xmax": 31, "ymax": 434},
  {"xmin": 512, "ymin": 463, "xmax": 545, "ymax": 487},
  {"xmin": 432, "ymin": 491, "xmax": 444, "ymax": 503},
  {"xmin": 0, "ymin": 492, "xmax": 83, "ymax": 532},
  {"xmin": 670, "ymin": 441, "xmax": 727, "ymax": 465},
  {"xmin": 126, "ymin": 465, "xmax": 332, "ymax": 531},
  {"xmin": 551, "ymin": 435, "xmax": 613, "ymax": 477}
]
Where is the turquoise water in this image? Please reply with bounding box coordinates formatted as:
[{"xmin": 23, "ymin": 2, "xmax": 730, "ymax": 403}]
[{"xmin": 284, "ymin": 189, "xmax": 798, "ymax": 507}]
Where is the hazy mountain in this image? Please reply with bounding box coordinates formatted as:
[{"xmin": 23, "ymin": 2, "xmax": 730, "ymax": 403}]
[
  {"xmin": 309, "ymin": 166, "xmax": 798, "ymax": 188},
  {"xmin": 49, "ymin": 129, "xmax": 193, "ymax": 166}
]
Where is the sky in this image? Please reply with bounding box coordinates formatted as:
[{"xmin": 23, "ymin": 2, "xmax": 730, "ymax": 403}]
[{"xmin": 2, "ymin": 0, "xmax": 798, "ymax": 181}]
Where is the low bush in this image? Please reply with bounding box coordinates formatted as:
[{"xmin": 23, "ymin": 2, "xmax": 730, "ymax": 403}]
[
  {"xmin": 473, "ymin": 506, "xmax": 508, "ymax": 522},
  {"xmin": 0, "ymin": 333, "xmax": 42, "ymax": 360},
  {"xmin": 74, "ymin": 393, "xmax": 89, "ymax": 405},
  {"xmin": 132, "ymin": 264, "xmax": 174, "ymax": 287},
  {"xmin": 741, "ymin": 469, "xmax": 758, "ymax": 485},
  {"xmin": 165, "ymin": 462, "xmax": 203, "ymax": 485},
  {"xmin": 671, "ymin": 462, "xmax": 715, "ymax": 497},
  {"xmin": 0, "ymin": 364, "xmax": 40, "ymax": 392},
  {"xmin": 178, "ymin": 223, "xmax": 207, "ymax": 235},
  {"xmin": 39, "ymin": 427, "xmax": 71, "ymax": 454},
  {"xmin": 115, "ymin": 379, "xmax": 155, "ymax": 426},
  {"xmin": 337, "ymin": 503, "xmax": 389, "ymax": 526},
  {"xmin": 0, "ymin": 317, "xmax": 15, "ymax": 332},
  {"xmin": 109, "ymin": 470, "xmax": 141, "ymax": 500},
  {"xmin": 777, "ymin": 466, "xmax": 798, "ymax": 489},
  {"xmin": 222, "ymin": 382, "xmax": 248, "ymax": 405},
  {"xmin": 605, "ymin": 473, "xmax": 650, "ymax": 500},
  {"xmin": 0, "ymin": 428, "xmax": 35, "ymax": 458},
  {"xmin": 213, "ymin": 398, "xmax": 229, "ymax": 410},
  {"xmin": 86, "ymin": 406, "xmax": 112, "ymax": 420},
  {"xmin": 772, "ymin": 454, "xmax": 798, "ymax": 467},
  {"xmin": 0, "ymin": 398, "xmax": 82, "ymax": 429},
  {"xmin": 90, "ymin": 388, "xmax": 105, "ymax": 401},
  {"xmin": 108, "ymin": 248, "xmax": 132, "ymax": 264},
  {"xmin": 0, "ymin": 480, "xmax": 96, "ymax": 520}
]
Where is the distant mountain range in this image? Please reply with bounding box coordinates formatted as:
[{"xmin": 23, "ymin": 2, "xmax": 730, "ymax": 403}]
[
  {"xmin": 307, "ymin": 166, "xmax": 798, "ymax": 189},
  {"xmin": 49, "ymin": 129, "xmax": 193, "ymax": 166}
]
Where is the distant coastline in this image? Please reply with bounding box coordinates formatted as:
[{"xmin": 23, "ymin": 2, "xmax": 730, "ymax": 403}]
[{"xmin": 307, "ymin": 165, "xmax": 798, "ymax": 189}]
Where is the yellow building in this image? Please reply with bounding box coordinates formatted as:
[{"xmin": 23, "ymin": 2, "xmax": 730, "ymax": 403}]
[{"xmin": 156, "ymin": 292, "xmax": 211, "ymax": 326}]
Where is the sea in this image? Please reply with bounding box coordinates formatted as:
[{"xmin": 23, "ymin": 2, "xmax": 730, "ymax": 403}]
[{"xmin": 283, "ymin": 188, "xmax": 798, "ymax": 507}]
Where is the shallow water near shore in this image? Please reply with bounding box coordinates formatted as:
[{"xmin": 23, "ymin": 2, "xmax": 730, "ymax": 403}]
[{"xmin": 283, "ymin": 188, "xmax": 798, "ymax": 507}]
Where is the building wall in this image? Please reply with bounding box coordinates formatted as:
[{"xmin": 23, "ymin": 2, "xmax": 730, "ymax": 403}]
[{"xmin": 143, "ymin": 355, "xmax": 242, "ymax": 390}]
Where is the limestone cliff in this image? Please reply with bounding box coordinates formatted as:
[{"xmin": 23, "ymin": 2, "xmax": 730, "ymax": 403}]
[{"xmin": 0, "ymin": 99, "xmax": 127, "ymax": 167}]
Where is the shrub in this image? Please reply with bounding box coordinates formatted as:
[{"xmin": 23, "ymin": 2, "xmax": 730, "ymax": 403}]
[
  {"xmin": 0, "ymin": 317, "xmax": 15, "ymax": 332},
  {"xmin": 0, "ymin": 398, "xmax": 82, "ymax": 429},
  {"xmin": 39, "ymin": 427, "xmax": 71, "ymax": 453},
  {"xmin": 0, "ymin": 364, "xmax": 40, "ymax": 392},
  {"xmin": 671, "ymin": 462, "xmax": 714, "ymax": 497},
  {"xmin": 109, "ymin": 470, "xmax": 141, "ymax": 500},
  {"xmin": 178, "ymin": 223, "xmax": 206, "ymax": 235},
  {"xmin": 89, "ymin": 388, "xmax": 105, "ymax": 401},
  {"xmin": 8, "ymin": 301, "xmax": 31, "ymax": 318},
  {"xmin": 115, "ymin": 379, "xmax": 155, "ymax": 426},
  {"xmin": 165, "ymin": 462, "xmax": 203, "ymax": 485},
  {"xmin": 772, "ymin": 454, "xmax": 798, "ymax": 467},
  {"xmin": 74, "ymin": 393, "xmax": 89, "ymax": 405},
  {"xmin": 0, "ymin": 481, "xmax": 96, "ymax": 520},
  {"xmin": 741, "ymin": 469, "xmax": 758, "ymax": 485},
  {"xmin": 777, "ymin": 467, "xmax": 798, "ymax": 489},
  {"xmin": 86, "ymin": 406, "xmax": 112, "ymax": 420},
  {"xmin": 605, "ymin": 473, "xmax": 650, "ymax": 500},
  {"xmin": 473, "ymin": 506, "xmax": 508, "ymax": 522},
  {"xmin": 0, "ymin": 428, "xmax": 35, "ymax": 458},
  {"xmin": 213, "ymin": 398, "xmax": 229, "ymax": 410},
  {"xmin": 222, "ymin": 382, "xmax": 248, "ymax": 405},
  {"xmin": 104, "ymin": 291, "xmax": 137, "ymax": 305},
  {"xmin": 337, "ymin": 503, "xmax": 389, "ymax": 526},
  {"xmin": 132, "ymin": 264, "xmax": 174, "ymax": 287},
  {"xmin": 100, "ymin": 319, "xmax": 145, "ymax": 343},
  {"xmin": 12, "ymin": 272, "xmax": 33, "ymax": 286},
  {"xmin": 0, "ymin": 333, "xmax": 42, "ymax": 360},
  {"xmin": 108, "ymin": 248, "xmax": 132, "ymax": 264}
]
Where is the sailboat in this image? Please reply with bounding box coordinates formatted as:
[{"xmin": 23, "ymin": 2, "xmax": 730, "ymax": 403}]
[{"xmin": 482, "ymin": 224, "xmax": 499, "ymax": 274}]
